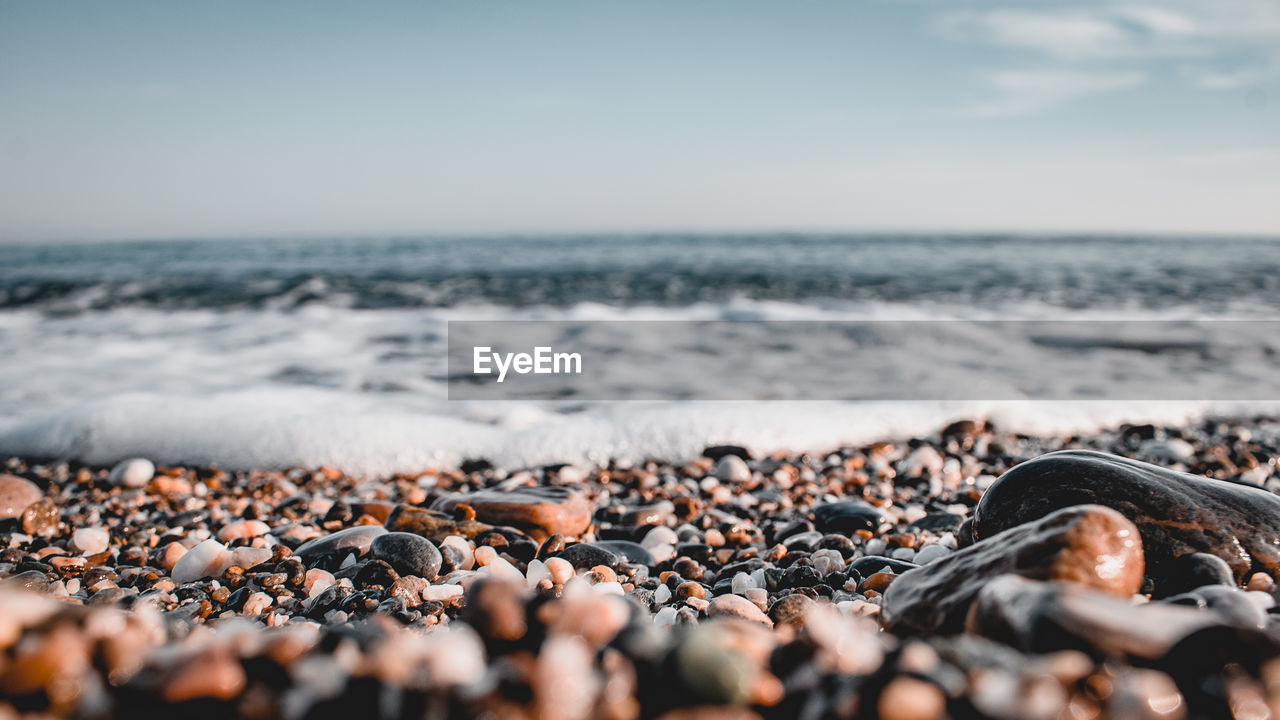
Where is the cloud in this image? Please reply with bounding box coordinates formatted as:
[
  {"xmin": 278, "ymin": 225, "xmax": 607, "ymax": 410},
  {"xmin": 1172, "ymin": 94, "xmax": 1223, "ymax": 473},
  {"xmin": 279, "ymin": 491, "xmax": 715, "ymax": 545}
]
[
  {"xmin": 940, "ymin": 9, "xmax": 1164, "ymax": 60},
  {"xmin": 965, "ymin": 69, "xmax": 1146, "ymax": 116},
  {"xmin": 936, "ymin": 0, "xmax": 1280, "ymax": 112},
  {"xmin": 1185, "ymin": 58, "xmax": 1280, "ymax": 89}
]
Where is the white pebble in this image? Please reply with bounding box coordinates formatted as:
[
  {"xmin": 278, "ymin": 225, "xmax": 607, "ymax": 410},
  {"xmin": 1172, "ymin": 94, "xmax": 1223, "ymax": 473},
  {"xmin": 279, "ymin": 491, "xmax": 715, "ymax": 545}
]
[
  {"xmin": 172, "ymin": 539, "xmax": 232, "ymax": 584},
  {"xmin": 865, "ymin": 539, "xmax": 887, "ymax": 556},
  {"xmin": 811, "ymin": 549, "xmax": 844, "ymax": 576},
  {"xmin": 71, "ymin": 527, "xmax": 109, "ymax": 555},
  {"xmin": 422, "ymin": 584, "xmax": 464, "ymax": 602},
  {"xmin": 243, "ymin": 592, "xmax": 273, "ymax": 616},
  {"xmin": 654, "ymin": 606, "xmax": 678, "ymax": 628},
  {"xmin": 545, "ymin": 557, "xmax": 574, "ymax": 585},
  {"xmin": 913, "ymin": 545, "xmax": 953, "ymax": 565},
  {"xmin": 712, "ymin": 455, "xmax": 752, "ymax": 483},
  {"xmin": 475, "ymin": 546, "xmax": 525, "ymax": 583},
  {"xmin": 231, "ymin": 546, "xmax": 272, "ymax": 569},
  {"xmin": 594, "ymin": 581, "xmax": 624, "ymax": 595},
  {"xmin": 217, "ymin": 520, "xmax": 270, "ymax": 543},
  {"xmin": 108, "ymin": 458, "xmax": 155, "ymax": 488},
  {"xmin": 654, "ymin": 584, "xmax": 672, "ymax": 605},
  {"xmin": 306, "ymin": 569, "xmax": 335, "ymax": 598},
  {"xmin": 641, "ymin": 526, "xmax": 678, "ymax": 564},
  {"xmin": 441, "ymin": 536, "xmax": 475, "ymax": 571},
  {"xmin": 731, "ymin": 572, "xmax": 755, "ymax": 594},
  {"xmin": 526, "ymin": 559, "xmax": 552, "ymax": 588},
  {"xmin": 890, "ymin": 547, "xmax": 916, "ymax": 562}
]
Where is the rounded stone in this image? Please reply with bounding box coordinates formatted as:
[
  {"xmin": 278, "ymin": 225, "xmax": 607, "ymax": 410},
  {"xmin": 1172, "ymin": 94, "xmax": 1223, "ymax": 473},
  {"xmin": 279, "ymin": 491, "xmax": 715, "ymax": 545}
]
[
  {"xmin": 108, "ymin": 458, "xmax": 155, "ymax": 488},
  {"xmin": 912, "ymin": 545, "xmax": 952, "ymax": 565},
  {"xmin": 883, "ymin": 504, "xmax": 1144, "ymax": 636},
  {"xmin": 294, "ymin": 525, "xmax": 388, "ymax": 566},
  {"xmin": 878, "ymin": 676, "xmax": 946, "ymax": 720},
  {"xmin": 708, "ymin": 593, "xmax": 773, "ymax": 626},
  {"xmin": 0, "ymin": 475, "xmax": 41, "ymax": 520},
  {"xmin": 369, "ymin": 532, "xmax": 442, "ymax": 581},
  {"xmin": 430, "ymin": 486, "xmax": 592, "ymax": 541},
  {"xmin": 768, "ymin": 593, "xmax": 815, "ymax": 628},
  {"xmin": 812, "ymin": 501, "xmax": 890, "ymax": 534},
  {"xmin": 71, "ymin": 527, "xmax": 110, "ymax": 555},
  {"xmin": 171, "ymin": 539, "xmax": 233, "ymax": 584},
  {"xmin": 590, "ymin": 540, "xmax": 655, "ymax": 566},
  {"xmin": 555, "ymin": 543, "xmax": 622, "ymax": 570},
  {"xmin": 712, "ymin": 455, "xmax": 751, "ymax": 483},
  {"xmin": 21, "ymin": 498, "xmax": 60, "ymax": 537}
]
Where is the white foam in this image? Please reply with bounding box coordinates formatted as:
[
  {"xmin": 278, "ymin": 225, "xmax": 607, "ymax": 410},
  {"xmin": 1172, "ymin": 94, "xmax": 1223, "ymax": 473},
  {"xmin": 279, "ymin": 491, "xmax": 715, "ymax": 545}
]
[{"xmin": 1, "ymin": 300, "xmax": 1276, "ymax": 474}]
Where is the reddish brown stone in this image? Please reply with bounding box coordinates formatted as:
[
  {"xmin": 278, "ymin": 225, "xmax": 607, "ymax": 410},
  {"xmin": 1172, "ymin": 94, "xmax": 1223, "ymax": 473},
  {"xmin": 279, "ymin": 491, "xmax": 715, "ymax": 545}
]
[
  {"xmin": 430, "ymin": 487, "xmax": 592, "ymax": 541},
  {"xmin": 882, "ymin": 504, "xmax": 1144, "ymax": 636}
]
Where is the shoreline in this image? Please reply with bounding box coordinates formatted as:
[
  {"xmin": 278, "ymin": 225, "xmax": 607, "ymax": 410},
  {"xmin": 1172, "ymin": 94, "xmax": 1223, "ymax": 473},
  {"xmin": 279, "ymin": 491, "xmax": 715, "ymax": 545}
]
[{"xmin": 1, "ymin": 415, "xmax": 1278, "ymax": 718}]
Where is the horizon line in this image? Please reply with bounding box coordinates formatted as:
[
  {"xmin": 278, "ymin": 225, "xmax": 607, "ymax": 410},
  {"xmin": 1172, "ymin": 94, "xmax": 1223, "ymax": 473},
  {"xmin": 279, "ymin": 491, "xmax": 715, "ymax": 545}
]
[{"xmin": 4, "ymin": 226, "xmax": 1280, "ymax": 247}]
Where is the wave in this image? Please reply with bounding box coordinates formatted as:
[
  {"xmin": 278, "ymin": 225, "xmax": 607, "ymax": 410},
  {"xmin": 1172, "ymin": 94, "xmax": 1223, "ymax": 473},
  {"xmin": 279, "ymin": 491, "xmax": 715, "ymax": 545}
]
[
  {"xmin": 3, "ymin": 234, "xmax": 1279, "ymax": 313},
  {"xmin": 2, "ymin": 389, "xmax": 1272, "ymax": 475}
]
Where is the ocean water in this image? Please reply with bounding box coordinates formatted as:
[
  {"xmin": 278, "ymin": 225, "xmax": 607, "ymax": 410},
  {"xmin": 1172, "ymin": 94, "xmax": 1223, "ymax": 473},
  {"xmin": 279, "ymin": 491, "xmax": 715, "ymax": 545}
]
[{"xmin": 1, "ymin": 234, "xmax": 1278, "ymax": 473}]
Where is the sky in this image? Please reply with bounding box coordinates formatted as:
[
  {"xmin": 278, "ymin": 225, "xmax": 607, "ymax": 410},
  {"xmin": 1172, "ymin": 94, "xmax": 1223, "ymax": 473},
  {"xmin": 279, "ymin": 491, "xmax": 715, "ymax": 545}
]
[{"xmin": 0, "ymin": 0, "xmax": 1277, "ymax": 242}]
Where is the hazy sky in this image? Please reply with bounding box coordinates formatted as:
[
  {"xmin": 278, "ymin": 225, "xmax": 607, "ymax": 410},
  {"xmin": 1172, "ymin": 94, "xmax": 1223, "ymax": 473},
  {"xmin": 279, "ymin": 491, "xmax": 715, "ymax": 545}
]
[{"xmin": 1, "ymin": 0, "xmax": 1277, "ymax": 241}]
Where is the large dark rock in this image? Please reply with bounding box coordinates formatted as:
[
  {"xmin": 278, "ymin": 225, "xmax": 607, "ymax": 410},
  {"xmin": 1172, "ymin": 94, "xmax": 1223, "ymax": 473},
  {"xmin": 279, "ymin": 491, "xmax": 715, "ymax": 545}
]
[
  {"xmin": 882, "ymin": 504, "xmax": 1144, "ymax": 636},
  {"xmin": 974, "ymin": 450, "xmax": 1280, "ymax": 595}
]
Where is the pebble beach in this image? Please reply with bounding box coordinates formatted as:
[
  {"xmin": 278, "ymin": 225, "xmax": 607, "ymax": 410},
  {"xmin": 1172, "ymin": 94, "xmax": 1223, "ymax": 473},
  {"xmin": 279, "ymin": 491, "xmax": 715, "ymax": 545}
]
[{"xmin": 4, "ymin": 416, "xmax": 1280, "ymax": 719}]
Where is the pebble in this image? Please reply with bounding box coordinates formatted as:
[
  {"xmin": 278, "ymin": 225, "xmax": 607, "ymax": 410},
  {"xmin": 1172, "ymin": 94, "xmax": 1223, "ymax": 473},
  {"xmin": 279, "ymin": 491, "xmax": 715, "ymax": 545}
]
[
  {"xmin": 293, "ymin": 525, "xmax": 387, "ymax": 566},
  {"xmin": 474, "ymin": 546, "xmax": 525, "ymax": 583},
  {"xmin": 369, "ymin": 532, "xmax": 443, "ymax": 580},
  {"xmin": 422, "ymin": 584, "xmax": 464, "ymax": 602},
  {"xmin": 20, "ymin": 497, "xmax": 60, "ymax": 537},
  {"xmin": 242, "ymin": 591, "xmax": 273, "ymax": 616},
  {"xmin": 767, "ymin": 593, "xmax": 814, "ymax": 628},
  {"xmin": 71, "ymin": 527, "xmax": 110, "ymax": 555},
  {"xmin": 556, "ymin": 542, "xmax": 622, "ymax": 569},
  {"xmin": 108, "ymin": 458, "xmax": 155, "ymax": 488},
  {"xmin": 216, "ymin": 519, "xmax": 270, "ymax": 543},
  {"xmin": 0, "ymin": 474, "xmax": 41, "ymax": 519},
  {"xmin": 878, "ymin": 676, "xmax": 947, "ymax": 720},
  {"xmin": 813, "ymin": 500, "xmax": 889, "ymax": 534},
  {"xmin": 383, "ymin": 504, "xmax": 493, "ymax": 542},
  {"xmin": 708, "ymin": 594, "xmax": 773, "ymax": 626},
  {"xmin": 171, "ymin": 539, "xmax": 233, "ymax": 584},
  {"xmin": 431, "ymin": 486, "xmax": 592, "ymax": 541},
  {"xmin": 544, "ymin": 557, "xmax": 574, "ymax": 585},
  {"xmin": 231, "ymin": 546, "xmax": 272, "ymax": 569},
  {"xmin": 304, "ymin": 568, "xmax": 335, "ymax": 597},
  {"xmin": 712, "ymin": 455, "xmax": 752, "ymax": 483},
  {"xmin": 912, "ymin": 544, "xmax": 951, "ymax": 565},
  {"xmin": 154, "ymin": 542, "xmax": 188, "ymax": 572}
]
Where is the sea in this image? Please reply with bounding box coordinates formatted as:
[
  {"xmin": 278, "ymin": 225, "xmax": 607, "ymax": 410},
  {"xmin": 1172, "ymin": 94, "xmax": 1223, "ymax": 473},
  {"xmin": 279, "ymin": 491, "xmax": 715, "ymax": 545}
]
[{"xmin": 1, "ymin": 234, "xmax": 1278, "ymax": 474}]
